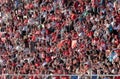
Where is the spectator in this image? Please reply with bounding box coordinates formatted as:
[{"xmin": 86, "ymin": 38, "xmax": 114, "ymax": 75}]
[{"xmin": 0, "ymin": 0, "xmax": 120, "ymax": 79}]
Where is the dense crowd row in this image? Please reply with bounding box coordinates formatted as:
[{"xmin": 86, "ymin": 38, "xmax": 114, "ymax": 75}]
[{"xmin": 0, "ymin": 0, "xmax": 120, "ymax": 79}]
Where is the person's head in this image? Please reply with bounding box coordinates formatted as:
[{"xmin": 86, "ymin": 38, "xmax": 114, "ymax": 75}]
[{"xmin": 118, "ymin": 8, "xmax": 120, "ymax": 14}]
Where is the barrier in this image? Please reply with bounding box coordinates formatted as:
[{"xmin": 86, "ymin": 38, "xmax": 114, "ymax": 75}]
[{"xmin": 0, "ymin": 74, "xmax": 120, "ymax": 79}]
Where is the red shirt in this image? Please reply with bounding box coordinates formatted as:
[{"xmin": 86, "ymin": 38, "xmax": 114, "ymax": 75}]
[
  {"xmin": 32, "ymin": 35, "xmax": 36, "ymax": 41},
  {"xmin": 13, "ymin": 76, "xmax": 17, "ymax": 79},
  {"xmin": 53, "ymin": 76, "xmax": 60, "ymax": 79},
  {"xmin": 115, "ymin": 76, "xmax": 120, "ymax": 79},
  {"xmin": 87, "ymin": 31, "xmax": 93, "ymax": 37},
  {"xmin": 45, "ymin": 56, "xmax": 51, "ymax": 62},
  {"xmin": 71, "ymin": 13, "xmax": 76, "ymax": 20},
  {"xmin": 61, "ymin": 76, "xmax": 69, "ymax": 79},
  {"xmin": 74, "ymin": 1, "xmax": 79, "ymax": 9},
  {"xmin": 63, "ymin": 50, "xmax": 70, "ymax": 56},
  {"xmin": 29, "ymin": 3, "xmax": 34, "ymax": 9},
  {"xmin": 91, "ymin": 0, "xmax": 99, "ymax": 8}
]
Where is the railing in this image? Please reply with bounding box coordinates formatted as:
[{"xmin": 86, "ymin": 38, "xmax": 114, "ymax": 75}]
[{"xmin": 0, "ymin": 74, "xmax": 120, "ymax": 79}]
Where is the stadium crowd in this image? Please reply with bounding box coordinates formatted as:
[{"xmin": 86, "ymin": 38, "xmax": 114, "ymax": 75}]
[{"xmin": 0, "ymin": 0, "xmax": 120, "ymax": 79}]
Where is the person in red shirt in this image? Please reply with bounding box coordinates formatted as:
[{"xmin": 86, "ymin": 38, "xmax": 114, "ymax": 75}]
[
  {"xmin": 91, "ymin": 0, "xmax": 99, "ymax": 15},
  {"xmin": 115, "ymin": 10, "xmax": 120, "ymax": 25}
]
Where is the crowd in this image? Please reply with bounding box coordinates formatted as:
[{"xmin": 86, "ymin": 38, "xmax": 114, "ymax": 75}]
[{"xmin": 0, "ymin": 0, "xmax": 120, "ymax": 79}]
